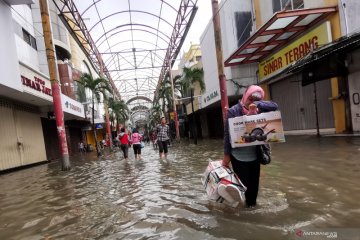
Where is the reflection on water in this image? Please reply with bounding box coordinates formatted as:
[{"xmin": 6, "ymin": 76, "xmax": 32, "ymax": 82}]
[{"xmin": 1, "ymin": 136, "xmax": 360, "ymax": 239}]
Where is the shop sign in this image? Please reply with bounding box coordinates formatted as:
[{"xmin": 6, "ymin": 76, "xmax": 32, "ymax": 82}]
[
  {"xmin": 21, "ymin": 75, "xmax": 52, "ymax": 96},
  {"xmin": 61, "ymin": 93, "xmax": 85, "ymax": 118},
  {"xmin": 19, "ymin": 64, "xmax": 52, "ymax": 101},
  {"xmin": 96, "ymin": 123, "xmax": 103, "ymax": 129},
  {"xmin": 259, "ymin": 21, "xmax": 331, "ymax": 81},
  {"xmin": 203, "ymin": 90, "xmax": 219, "ymax": 104}
]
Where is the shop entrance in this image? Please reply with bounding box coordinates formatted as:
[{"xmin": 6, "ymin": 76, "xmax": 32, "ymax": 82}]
[
  {"xmin": 0, "ymin": 100, "xmax": 47, "ymax": 170},
  {"xmin": 270, "ymin": 75, "xmax": 334, "ymax": 131}
]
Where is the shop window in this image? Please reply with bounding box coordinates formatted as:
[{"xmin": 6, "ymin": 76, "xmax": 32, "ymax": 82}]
[
  {"xmin": 30, "ymin": 36, "xmax": 37, "ymax": 50},
  {"xmin": 22, "ymin": 29, "xmax": 31, "ymax": 45},
  {"xmin": 235, "ymin": 11, "xmax": 253, "ymax": 47},
  {"xmin": 293, "ymin": 0, "xmax": 304, "ymax": 9},
  {"xmin": 273, "ymin": 0, "xmax": 304, "ymax": 13},
  {"xmin": 22, "ymin": 28, "xmax": 37, "ymax": 50}
]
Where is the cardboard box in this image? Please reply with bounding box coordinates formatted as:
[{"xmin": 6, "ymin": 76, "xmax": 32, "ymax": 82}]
[{"xmin": 228, "ymin": 111, "xmax": 285, "ymax": 148}]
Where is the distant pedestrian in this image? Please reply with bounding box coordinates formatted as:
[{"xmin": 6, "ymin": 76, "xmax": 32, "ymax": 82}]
[
  {"xmin": 131, "ymin": 128, "xmax": 143, "ymax": 160},
  {"xmin": 127, "ymin": 129, "xmax": 132, "ymax": 147},
  {"xmin": 119, "ymin": 128, "xmax": 130, "ymax": 160},
  {"xmin": 150, "ymin": 131, "xmax": 157, "ymax": 149},
  {"xmin": 78, "ymin": 142, "xmax": 85, "ymax": 153},
  {"xmin": 156, "ymin": 117, "xmax": 170, "ymax": 159},
  {"xmin": 99, "ymin": 140, "xmax": 104, "ymax": 150}
]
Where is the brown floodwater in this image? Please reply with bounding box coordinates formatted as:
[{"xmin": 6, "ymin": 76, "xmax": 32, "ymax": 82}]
[{"xmin": 1, "ymin": 136, "xmax": 360, "ymax": 239}]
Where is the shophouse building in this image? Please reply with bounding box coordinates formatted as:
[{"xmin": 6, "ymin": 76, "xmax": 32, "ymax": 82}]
[
  {"xmin": 200, "ymin": 0, "xmax": 357, "ymax": 137},
  {"xmin": 0, "ymin": 0, "xmax": 104, "ymax": 171}
]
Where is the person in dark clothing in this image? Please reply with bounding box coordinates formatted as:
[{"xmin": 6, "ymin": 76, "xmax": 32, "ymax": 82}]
[
  {"xmin": 222, "ymin": 85, "xmax": 278, "ymax": 207},
  {"xmin": 119, "ymin": 128, "xmax": 130, "ymax": 160}
]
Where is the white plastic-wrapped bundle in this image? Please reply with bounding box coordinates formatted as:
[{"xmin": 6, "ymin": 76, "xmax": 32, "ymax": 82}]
[{"xmin": 201, "ymin": 160, "xmax": 246, "ymax": 207}]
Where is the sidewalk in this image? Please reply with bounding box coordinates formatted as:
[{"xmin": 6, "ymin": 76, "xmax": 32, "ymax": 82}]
[{"xmin": 285, "ymin": 128, "xmax": 360, "ymax": 137}]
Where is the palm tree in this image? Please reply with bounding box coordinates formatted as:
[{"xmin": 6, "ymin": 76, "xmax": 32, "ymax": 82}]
[
  {"xmin": 108, "ymin": 98, "xmax": 129, "ymax": 132},
  {"xmin": 147, "ymin": 103, "xmax": 162, "ymax": 130},
  {"xmin": 159, "ymin": 79, "xmax": 172, "ymax": 116},
  {"xmin": 180, "ymin": 67, "xmax": 205, "ymax": 144},
  {"xmin": 181, "ymin": 67, "xmax": 205, "ymax": 94},
  {"xmin": 77, "ymin": 73, "xmax": 112, "ymax": 156},
  {"xmin": 158, "ymin": 74, "xmax": 183, "ymax": 117}
]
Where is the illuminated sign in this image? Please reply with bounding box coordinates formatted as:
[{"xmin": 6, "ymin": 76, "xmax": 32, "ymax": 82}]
[{"xmin": 259, "ymin": 21, "xmax": 331, "ymax": 81}]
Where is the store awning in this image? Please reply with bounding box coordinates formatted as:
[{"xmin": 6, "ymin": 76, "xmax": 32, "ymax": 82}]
[
  {"xmin": 287, "ymin": 30, "xmax": 360, "ymax": 86},
  {"xmin": 224, "ymin": 7, "xmax": 337, "ymax": 67}
]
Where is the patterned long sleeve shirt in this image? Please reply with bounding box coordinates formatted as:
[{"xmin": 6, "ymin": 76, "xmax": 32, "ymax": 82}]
[
  {"xmin": 224, "ymin": 100, "xmax": 279, "ymax": 155},
  {"xmin": 156, "ymin": 124, "xmax": 170, "ymax": 141}
]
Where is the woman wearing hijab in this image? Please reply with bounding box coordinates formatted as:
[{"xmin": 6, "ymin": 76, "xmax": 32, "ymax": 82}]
[{"xmin": 222, "ymin": 85, "xmax": 278, "ymax": 208}]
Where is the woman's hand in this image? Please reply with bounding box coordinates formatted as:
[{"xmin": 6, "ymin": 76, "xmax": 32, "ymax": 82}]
[
  {"xmin": 247, "ymin": 103, "xmax": 258, "ymax": 115},
  {"xmin": 222, "ymin": 154, "xmax": 231, "ymax": 167}
]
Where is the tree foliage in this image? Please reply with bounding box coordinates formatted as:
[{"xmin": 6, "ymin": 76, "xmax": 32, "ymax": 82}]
[{"xmin": 77, "ymin": 73, "xmax": 112, "ymax": 156}]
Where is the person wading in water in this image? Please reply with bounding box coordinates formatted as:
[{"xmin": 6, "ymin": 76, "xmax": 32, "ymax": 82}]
[
  {"xmin": 156, "ymin": 117, "xmax": 170, "ymax": 159},
  {"xmin": 222, "ymin": 85, "xmax": 278, "ymax": 208}
]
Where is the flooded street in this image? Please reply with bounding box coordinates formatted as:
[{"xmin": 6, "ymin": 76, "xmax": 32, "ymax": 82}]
[{"xmin": 1, "ymin": 136, "xmax": 360, "ymax": 239}]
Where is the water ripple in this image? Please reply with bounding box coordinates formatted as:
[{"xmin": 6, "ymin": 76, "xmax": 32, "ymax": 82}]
[{"xmin": 1, "ymin": 137, "xmax": 360, "ymax": 239}]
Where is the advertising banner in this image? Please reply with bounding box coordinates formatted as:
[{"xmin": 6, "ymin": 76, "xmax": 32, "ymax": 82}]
[{"xmin": 228, "ymin": 111, "xmax": 285, "ymax": 148}]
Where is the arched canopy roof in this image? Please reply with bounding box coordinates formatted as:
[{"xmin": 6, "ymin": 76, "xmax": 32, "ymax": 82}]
[
  {"xmin": 127, "ymin": 96, "xmax": 152, "ymax": 104},
  {"xmin": 54, "ymin": 0, "xmax": 198, "ymax": 124}
]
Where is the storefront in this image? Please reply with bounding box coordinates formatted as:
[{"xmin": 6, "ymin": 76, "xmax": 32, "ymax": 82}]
[
  {"xmin": 287, "ymin": 31, "xmax": 360, "ymax": 132},
  {"xmin": 260, "ymin": 22, "xmax": 335, "ymax": 131},
  {"xmin": 41, "ymin": 93, "xmax": 87, "ymax": 160},
  {"xmin": 84, "ymin": 106, "xmax": 106, "ymax": 149},
  {"xmin": 0, "ymin": 63, "xmax": 51, "ymax": 171},
  {"xmin": 61, "ymin": 94, "xmax": 87, "ymax": 155},
  {"xmin": 224, "ymin": 7, "xmax": 338, "ymax": 132}
]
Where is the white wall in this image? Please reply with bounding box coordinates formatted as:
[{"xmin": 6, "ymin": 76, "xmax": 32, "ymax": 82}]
[
  {"xmin": 30, "ymin": 0, "xmax": 48, "ymax": 76},
  {"xmin": 12, "ymin": 4, "xmax": 42, "ymax": 72},
  {"xmin": 337, "ymin": 0, "xmax": 360, "ymax": 35},
  {"xmin": 220, "ymin": 0, "xmax": 253, "ymax": 58},
  {"xmin": 30, "ymin": 0, "xmax": 71, "ymax": 76},
  {"xmin": 49, "ymin": 0, "xmax": 69, "ymax": 46},
  {"xmin": 200, "ymin": 0, "xmax": 258, "ymax": 108},
  {"xmin": 257, "ymin": 0, "xmax": 327, "ymax": 27},
  {"xmin": 0, "ymin": 0, "xmax": 22, "ymax": 92},
  {"xmin": 220, "ymin": 0, "xmax": 257, "ymax": 95},
  {"xmin": 257, "ymin": 0, "xmax": 274, "ymax": 26},
  {"xmin": 200, "ymin": 20, "xmax": 221, "ymax": 108}
]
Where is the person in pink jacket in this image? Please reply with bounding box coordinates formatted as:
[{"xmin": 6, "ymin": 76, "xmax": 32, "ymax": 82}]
[{"xmin": 131, "ymin": 128, "xmax": 143, "ymax": 159}]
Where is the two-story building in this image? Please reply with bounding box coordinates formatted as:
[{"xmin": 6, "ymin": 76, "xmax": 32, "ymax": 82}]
[
  {"xmin": 0, "ymin": 0, "xmax": 104, "ymax": 171},
  {"xmin": 200, "ymin": 0, "xmax": 356, "ymax": 138}
]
